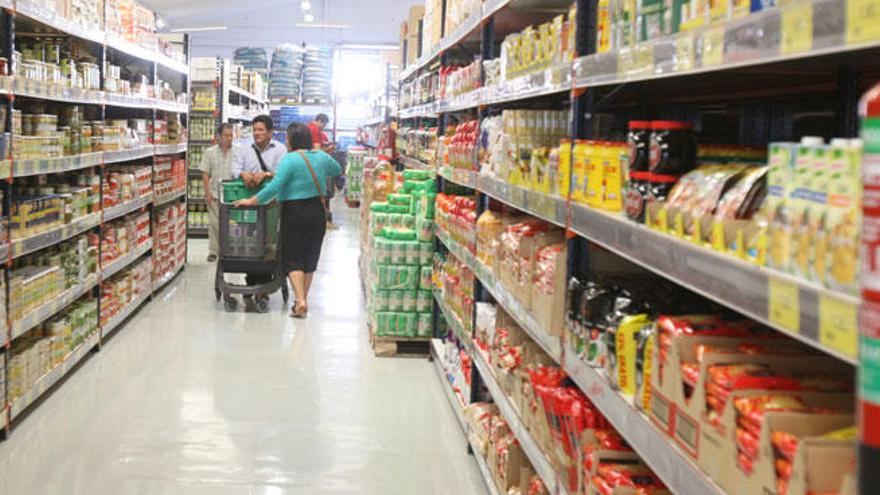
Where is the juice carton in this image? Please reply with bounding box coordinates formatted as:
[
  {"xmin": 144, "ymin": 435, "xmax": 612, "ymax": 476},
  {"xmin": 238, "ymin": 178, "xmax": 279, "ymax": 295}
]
[
  {"xmin": 764, "ymin": 142, "xmax": 797, "ymax": 271},
  {"xmin": 791, "ymin": 137, "xmax": 824, "ymax": 278},
  {"xmin": 825, "ymin": 139, "xmax": 862, "ymax": 294}
]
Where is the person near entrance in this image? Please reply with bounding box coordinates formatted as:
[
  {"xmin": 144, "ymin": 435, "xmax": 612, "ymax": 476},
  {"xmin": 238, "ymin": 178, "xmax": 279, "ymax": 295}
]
[
  {"xmin": 201, "ymin": 123, "xmax": 237, "ymax": 262},
  {"xmin": 308, "ymin": 113, "xmax": 331, "ymax": 151},
  {"xmin": 235, "ymin": 123, "xmax": 342, "ymax": 318},
  {"xmin": 231, "ymin": 114, "xmax": 287, "ymax": 310}
]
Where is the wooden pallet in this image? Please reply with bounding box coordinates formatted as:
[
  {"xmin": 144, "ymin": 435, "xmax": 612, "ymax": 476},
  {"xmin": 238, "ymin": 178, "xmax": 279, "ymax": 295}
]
[{"xmin": 368, "ymin": 325, "xmax": 431, "ymax": 357}]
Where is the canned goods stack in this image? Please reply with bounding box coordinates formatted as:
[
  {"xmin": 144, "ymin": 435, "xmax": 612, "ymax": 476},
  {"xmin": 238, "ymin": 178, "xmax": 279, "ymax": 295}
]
[
  {"xmin": 301, "ymin": 45, "xmax": 333, "ymax": 104},
  {"xmin": 268, "ymin": 44, "xmax": 304, "ymax": 102}
]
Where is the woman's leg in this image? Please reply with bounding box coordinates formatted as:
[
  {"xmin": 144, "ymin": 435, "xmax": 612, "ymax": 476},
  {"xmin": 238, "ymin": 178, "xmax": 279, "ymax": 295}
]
[
  {"xmin": 288, "ymin": 270, "xmax": 307, "ymax": 314},
  {"xmin": 304, "ymin": 272, "xmax": 315, "ymax": 299}
]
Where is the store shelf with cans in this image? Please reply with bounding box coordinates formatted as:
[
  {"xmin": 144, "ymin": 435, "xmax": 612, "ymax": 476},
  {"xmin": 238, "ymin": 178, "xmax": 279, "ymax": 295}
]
[
  {"xmin": 103, "ymin": 193, "xmax": 153, "ymax": 223},
  {"xmin": 101, "ymin": 239, "xmax": 153, "ymax": 281},
  {"xmin": 10, "ymin": 211, "xmax": 101, "ymax": 259},
  {"xmin": 7, "ymin": 143, "xmax": 188, "ymax": 179},
  {"xmin": 154, "ymin": 187, "xmax": 187, "ymax": 207},
  {"xmin": 433, "ymin": 223, "xmax": 726, "ymax": 495},
  {"xmin": 9, "ymin": 273, "xmax": 100, "ymax": 343},
  {"xmin": 12, "ymin": 0, "xmax": 188, "ymax": 75}
]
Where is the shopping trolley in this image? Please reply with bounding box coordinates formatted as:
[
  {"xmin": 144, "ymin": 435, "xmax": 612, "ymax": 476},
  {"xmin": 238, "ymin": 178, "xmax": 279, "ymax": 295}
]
[{"xmin": 215, "ymin": 180, "xmax": 289, "ymax": 312}]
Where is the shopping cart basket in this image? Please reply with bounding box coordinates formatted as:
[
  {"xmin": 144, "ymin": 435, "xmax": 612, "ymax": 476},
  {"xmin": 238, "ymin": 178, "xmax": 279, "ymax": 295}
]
[{"xmin": 214, "ymin": 180, "xmax": 289, "ymax": 312}]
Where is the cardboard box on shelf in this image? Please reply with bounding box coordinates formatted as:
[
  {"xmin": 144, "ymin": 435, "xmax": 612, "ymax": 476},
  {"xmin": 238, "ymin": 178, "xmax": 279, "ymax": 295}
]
[
  {"xmin": 578, "ymin": 445, "xmax": 641, "ymax": 495},
  {"xmin": 730, "ymin": 410, "xmax": 855, "ymax": 495},
  {"xmin": 531, "ymin": 242, "xmax": 567, "ymax": 338}
]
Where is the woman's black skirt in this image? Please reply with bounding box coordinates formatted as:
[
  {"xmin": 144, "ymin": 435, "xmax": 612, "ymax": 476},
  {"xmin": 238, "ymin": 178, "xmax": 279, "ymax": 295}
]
[{"xmin": 281, "ymin": 197, "xmax": 327, "ymax": 273}]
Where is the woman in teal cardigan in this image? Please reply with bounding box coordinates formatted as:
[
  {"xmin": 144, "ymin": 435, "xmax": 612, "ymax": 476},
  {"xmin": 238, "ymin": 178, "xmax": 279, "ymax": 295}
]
[{"xmin": 236, "ymin": 123, "xmax": 342, "ymax": 318}]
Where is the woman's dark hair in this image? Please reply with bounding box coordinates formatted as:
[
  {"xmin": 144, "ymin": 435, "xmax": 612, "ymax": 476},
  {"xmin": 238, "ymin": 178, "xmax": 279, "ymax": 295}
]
[{"xmin": 286, "ymin": 123, "xmax": 313, "ymax": 151}]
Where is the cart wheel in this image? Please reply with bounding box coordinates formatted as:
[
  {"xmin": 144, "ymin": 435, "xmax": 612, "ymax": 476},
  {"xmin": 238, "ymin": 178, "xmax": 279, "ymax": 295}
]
[
  {"xmin": 256, "ymin": 298, "xmax": 270, "ymax": 313},
  {"xmin": 224, "ymin": 296, "xmax": 238, "ymax": 312},
  {"xmin": 215, "ymin": 288, "xmax": 222, "ymax": 301},
  {"xmin": 281, "ymin": 285, "xmax": 290, "ymax": 303}
]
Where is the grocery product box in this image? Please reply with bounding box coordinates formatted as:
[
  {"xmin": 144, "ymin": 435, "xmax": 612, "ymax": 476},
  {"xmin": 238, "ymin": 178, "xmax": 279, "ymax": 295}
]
[
  {"xmin": 729, "ymin": 410, "xmax": 854, "ymax": 495},
  {"xmin": 530, "ymin": 242, "xmax": 567, "ymax": 338},
  {"xmin": 578, "ymin": 445, "xmax": 641, "ymax": 495}
]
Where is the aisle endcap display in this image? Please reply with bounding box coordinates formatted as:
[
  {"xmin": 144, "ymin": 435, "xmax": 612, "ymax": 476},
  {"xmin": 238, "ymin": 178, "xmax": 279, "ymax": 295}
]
[
  {"xmin": 9, "ymin": 274, "xmax": 100, "ymax": 342},
  {"xmin": 10, "ymin": 212, "xmax": 101, "ymax": 259},
  {"xmin": 9, "ymin": 331, "xmax": 100, "ymax": 421}
]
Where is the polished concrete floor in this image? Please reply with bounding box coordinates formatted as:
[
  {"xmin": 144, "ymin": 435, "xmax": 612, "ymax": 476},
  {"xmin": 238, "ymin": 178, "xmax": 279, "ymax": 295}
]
[{"xmin": 0, "ymin": 200, "xmax": 485, "ymax": 494}]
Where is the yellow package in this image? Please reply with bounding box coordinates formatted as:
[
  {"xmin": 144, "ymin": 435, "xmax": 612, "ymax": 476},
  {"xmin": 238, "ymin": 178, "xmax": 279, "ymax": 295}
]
[
  {"xmin": 603, "ymin": 142, "xmax": 627, "ymax": 211},
  {"xmin": 636, "ymin": 328, "xmax": 654, "ymax": 413},
  {"xmin": 572, "ymin": 140, "xmax": 590, "ymax": 203},
  {"xmin": 586, "ymin": 141, "xmax": 605, "ymax": 208},
  {"xmin": 826, "ymin": 139, "xmax": 862, "ymax": 294},
  {"xmin": 612, "ymin": 314, "xmax": 650, "ymax": 397},
  {"xmin": 808, "ymin": 144, "xmax": 832, "ymax": 283},
  {"xmin": 791, "ymin": 139, "xmax": 823, "ymax": 278},
  {"xmin": 557, "ymin": 139, "xmax": 572, "ymax": 198},
  {"xmin": 597, "ymin": 0, "xmax": 612, "ymax": 53}
]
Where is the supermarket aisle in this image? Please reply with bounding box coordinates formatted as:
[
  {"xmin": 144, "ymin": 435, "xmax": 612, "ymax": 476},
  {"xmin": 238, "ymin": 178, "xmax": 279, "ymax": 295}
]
[{"xmin": 0, "ymin": 200, "xmax": 486, "ymax": 494}]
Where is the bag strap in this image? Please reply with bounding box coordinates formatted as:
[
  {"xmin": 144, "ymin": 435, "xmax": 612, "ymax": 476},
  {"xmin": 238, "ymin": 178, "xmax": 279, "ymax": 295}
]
[
  {"xmin": 252, "ymin": 144, "xmax": 270, "ymax": 172},
  {"xmin": 299, "ymin": 151, "xmax": 329, "ymax": 214}
]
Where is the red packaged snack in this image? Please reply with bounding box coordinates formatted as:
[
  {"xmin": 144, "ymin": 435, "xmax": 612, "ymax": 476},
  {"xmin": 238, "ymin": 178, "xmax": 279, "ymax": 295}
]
[
  {"xmin": 593, "ymin": 464, "xmax": 667, "ymax": 495},
  {"xmin": 775, "ymin": 457, "xmax": 793, "ymax": 479},
  {"xmin": 681, "ymin": 362, "xmax": 700, "ymax": 387},
  {"xmin": 734, "ymin": 395, "xmax": 809, "ymax": 433},
  {"xmin": 738, "ymin": 451, "xmax": 755, "ymax": 474},
  {"xmin": 528, "ymin": 475, "xmax": 547, "ymax": 495},
  {"xmin": 736, "ymin": 427, "xmax": 761, "ymax": 459},
  {"xmin": 771, "ymin": 431, "xmax": 800, "ymax": 462}
]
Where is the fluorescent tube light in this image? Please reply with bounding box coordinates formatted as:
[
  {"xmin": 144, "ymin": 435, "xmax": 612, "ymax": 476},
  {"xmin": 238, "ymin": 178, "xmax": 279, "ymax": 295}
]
[{"xmin": 170, "ymin": 26, "xmax": 227, "ymax": 33}]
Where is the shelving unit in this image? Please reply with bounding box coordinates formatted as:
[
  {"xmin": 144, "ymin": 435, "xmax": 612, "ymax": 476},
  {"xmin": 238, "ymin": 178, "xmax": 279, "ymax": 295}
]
[
  {"xmin": 395, "ymin": 0, "xmax": 880, "ymax": 491},
  {"xmin": 0, "ymin": 3, "xmax": 191, "ymax": 434}
]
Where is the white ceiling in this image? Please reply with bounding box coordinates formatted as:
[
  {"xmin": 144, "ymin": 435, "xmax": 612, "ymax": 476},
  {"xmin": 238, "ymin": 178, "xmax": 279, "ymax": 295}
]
[{"xmin": 142, "ymin": 0, "xmax": 413, "ymax": 57}]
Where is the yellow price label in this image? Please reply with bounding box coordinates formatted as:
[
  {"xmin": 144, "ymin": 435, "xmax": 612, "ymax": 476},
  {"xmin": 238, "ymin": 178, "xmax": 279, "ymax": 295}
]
[
  {"xmin": 819, "ymin": 295, "xmax": 858, "ymax": 359},
  {"xmin": 768, "ymin": 278, "xmax": 800, "ymax": 333},
  {"xmin": 781, "ymin": 2, "xmax": 813, "ymax": 54},
  {"xmin": 701, "ymin": 27, "xmax": 726, "ymax": 67},
  {"xmin": 675, "ymin": 33, "xmax": 695, "ymax": 72},
  {"xmin": 847, "ymin": 0, "xmax": 880, "ymax": 45}
]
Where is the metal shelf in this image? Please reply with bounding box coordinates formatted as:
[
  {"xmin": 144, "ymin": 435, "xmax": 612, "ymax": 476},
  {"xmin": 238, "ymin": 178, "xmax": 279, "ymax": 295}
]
[
  {"xmin": 434, "ymin": 291, "xmax": 475, "ymax": 351},
  {"xmin": 436, "ymin": 227, "xmax": 564, "ymax": 363},
  {"xmin": 100, "ymin": 240, "xmax": 152, "ymax": 281},
  {"xmin": 10, "ymin": 212, "xmax": 101, "ymax": 259},
  {"xmin": 154, "ymin": 143, "xmax": 188, "ymax": 155},
  {"xmin": 154, "ymin": 188, "xmax": 186, "ymax": 207},
  {"xmin": 362, "ymin": 115, "xmax": 387, "ymax": 127},
  {"xmin": 401, "ymin": 156, "xmax": 433, "ymax": 171},
  {"xmin": 10, "ymin": 274, "xmax": 99, "ymax": 342},
  {"xmin": 228, "ymin": 85, "xmax": 266, "ymax": 105},
  {"xmin": 14, "ymin": 0, "xmax": 188, "ymax": 75},
  {"xmin": 101, "ymin": 290, "xmax": 151, "ymax": 339},
  {"xmin": 477, "ymin": 175, "xmax": 568, "ymax": 228},
  {"xmin": 103, "ymin": 194, "xmax": 152, "ymax": 223},
  {"xmin": 562, "ymin": 350, "xmax": 726, "ymax": 495},
  {"xmin": 438, "ymin": 166, "xmax": 479, "ymax": 190},
  {"xmin": 430, "ymin": 338, "xmax": 468, "ymax": 435},
  {"xmin": 436, "ymin": 88, "xmax": 483, "ymax": 113},
  {"xmin": 13, "ymin": 152, "xmax": 102, "ymax": 177},
  {"xmin": 153, "ymin": 262, "xmax": 184, "ymax": 293},
  {"xmin": 568, "ymin": 203, "xmax": 860, "ymax": 364},
  {"xmin": 188, "ymin": 197, "xmax": 206, "ymax": 205},
  {"xmin": 572, "ymin": 0, "xmax": 880, "ymax": 91},
  {"xmin": 9, "ymin": 331, "xmax": 100, "ymax": 421},
  {"xmin": 104, "ymin": 146, "xmax": 155, "ymax": 165},
  {"xmin": 399, "ymin": 101, "xmax": 438, "ymax": 119},
  {"xmin": 471, "ymin": 347, "xmax": 569, "ymax": 495}
]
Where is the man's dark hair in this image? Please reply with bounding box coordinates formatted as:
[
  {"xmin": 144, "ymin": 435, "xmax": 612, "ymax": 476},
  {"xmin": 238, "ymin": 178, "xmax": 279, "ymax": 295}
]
[
  {"xmin": 314, "ymin": 113, "xmax": 329, "ymax": 125},
  {"xmin": 253, "ymin": 114, "xmax": 274, "ymax": 131},
  {"xmin": 217, "ymin": 122, "xmax": 234, "ymax": 135},
  {"xmin": 286, "ymin": 123, "xmax": 313, "ymax": 151}
]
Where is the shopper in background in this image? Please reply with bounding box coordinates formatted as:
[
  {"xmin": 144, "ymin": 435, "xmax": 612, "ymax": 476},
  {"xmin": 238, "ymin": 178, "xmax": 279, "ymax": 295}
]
[
  {"xmin": 308, "ymin": 113, "xmax": 334, "ymax": 152},
  {"xmin": 235, "ymin": 123, "xmax": 342, "ymax": 318},
  {"xmin": 231, "ymin": 114, "xmax": 287, "ymax": 309},
  {"xmin": 201, "ymin": 123, "xmax": 237, "ymax": 262}
]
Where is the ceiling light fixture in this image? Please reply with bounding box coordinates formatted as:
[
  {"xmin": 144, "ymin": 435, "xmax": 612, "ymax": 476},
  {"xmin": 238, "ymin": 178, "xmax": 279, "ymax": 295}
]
[
  {"xmin": 170, "ymin": 25, "xmax": 227, "ymax": 33},
  {"xmin": 304, "ymin": 12, "xmax": 315, "ymax": 22},
  {"xmin": 295, "ymin": 22, "xmax": 350, "ymax": 29},
  {"xmin": 301, "ymin": 0, "xmax": 311, "ymax": 9},
  {"xmin": 341, "ymin": 44, "xmax": 398, "ymax": 51}
]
